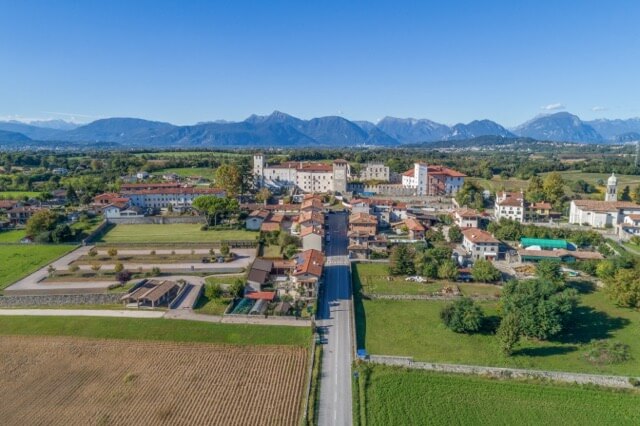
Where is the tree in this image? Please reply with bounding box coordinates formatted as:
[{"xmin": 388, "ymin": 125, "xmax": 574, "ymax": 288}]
[
  {"xmin": 115, "ymin": 270, "xmax": 132, "ymax": 284},
  {"xmin": 440, "ymin": 298, "xmax": 485, "ymax": 333},
  {"xmin": 108, "ymin": 248, "xmax": 118, "ymax": 258},
  {"xmin": 69, "ymin": 264, "xmax": 80, "ymax": 273},
  {"xmin": 455, "ymin": 181, "xmax": 485, "ymax": 210},
  {"xmin": 500, "ymin": 279, "xmax": 576, "ymax": 340},
  {"xmin": 632, "ymin": 186, "xmax": 640, "ymax": 203},
  {"xmin": 51, "ymin": 224, "xmax": 72, "ymax": 243},
  {"xmin": 437, "ymin": 260, "xmax": 459, "ymax": 281},
  {"xmin": 214, "ymin": 164, "xmax": 242, "ymax": 197},
  {"xmin": 535, "ymin": 259, "xmax": 564, "ymax": 286},
  {"xmin": 255, "ymin": 188, "xmax": 272, "ymax": 204},
  {"xmin": 620, "ymin": 185, "xmax": 632, "ymax": 201},
  {"xmin": 604, "ymin": 269, "xmax": 640, "ymax": 308},
  {"xmin": 25, "ymin": 209, "xmax": 59, "ymax": 236},
  {"xmin": 283, "ymin": 244, "xmax": 298, "ymax": 259},
  {"xmin": 497, "ymin": 312, "xmax": 521, "ymax": 355},
  {"xmin": 471, "ymin": 259, "xmax": 501, "ymax": 283},
  {"xmin": 543, "ymin": 172, "xmax": 565, "ymax": 206},
  {"xmin": 114, "ymin": 262, "xmax": 124, "ymax": 273},
  {"xmin": 595, "ymin": 260, "xmax": 616, "ymax": 280},
  {"xmin": 88, "ymin": 247, "xmax": 98, "ymax": 257},
  {"xmin": 421, "ymin": 261, "xmax": 438, "ymax": 279},
  {"xmin": 47, "ymin": 265, "xmax": 56, "ymax": 277},
  {"xmin": 91, "ymin": 263, "xmax": 101, "ymax": 274},
  {"xmin": 192, "ymin": 196, "xmax": 240, "ymax": 226},
  {"xmin": 219, "ymin": 242, "xmax": 230, "ymax": 256},
  {"xmin": 448, "ymin": 225, "xmax": 463, "ymax": 243},
  {"xmin": 151, "ymin": 266, "xmax": 161, "ymax": 276},
  {"xmin": 229, "ymin": 278, "xmax": 245, "ymax": 298},
  {"xmin": 526, "ymin": 175, "xmax": 545, "ymax": 203},
  {"xmin": 205, "ymin": 283, "xmax": 223, "ymax": 299},
  {"xmin": 389, "ymin": 245, "xmax": 415, "ymax": 275}
]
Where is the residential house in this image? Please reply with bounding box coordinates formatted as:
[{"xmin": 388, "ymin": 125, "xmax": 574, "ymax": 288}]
[
  {"xmin": 461, "ymin": 228, "xmax": 500, "ymax": 261},
  {"xmin": 494, "ymin": 191, "xmax": 525, "ymax": 222},
  {"xmin": 7, "ymin": 206, "xmax": 41, "ymax": 225},
  {"xmin": 301, "ymin": 226, "xmax": 324, "ymax": 251},
  {"xmin": 404, "ymin": 218, "xmax": 426, "ymax": 240},
  {"xmin": 401, "ymin": 163, "xmax": 465, "ymax": 196},
  {"xmin": 349, "ymin": 213, "xmax": 377, "ymax": 236},
  {"xmin": 103, "ymin": 205, "xmax": 144, "ymax": 219},
  {"xmin": 453, "ymin": 208, "xmax": 481, "ymax": 228},
  {"xmin": 292, "ymin": 249, "xmax": 324, "ymax": 299},
  {"xmin": 247, "ymin": 258, "xmax": 274, "ymax": 292}
]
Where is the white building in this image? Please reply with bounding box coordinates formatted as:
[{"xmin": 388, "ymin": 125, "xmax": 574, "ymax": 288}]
[
  {"xmin": 461, "ymin": 228, "xmax": 500, "ymax": 261},
  {"xmin": 124, "ymin": 187, "xmax": 225, "ymax": 211},
  {"xmin": 605, "ymin": 173, "xmax": 618, "ymax": 202},
  {"xmin": 104, "ymin": 205, "xmax": 144, "ymax": 219},
  {"xmin": 453, "ymin": 208, "xmax": 481, "ymax": 228},
  {"xmin": 253, "ymin": 155, "xmax": 350, "ymax": 194},
  {"xmin": 569, "ymin": 200, "xmax": 640, "ymax": 228},
  {"xmin": 494, "ymin": 191, "xmax": 525, "ymax": 222},
  {"xmin": 401, "ymin": 163, "xmax": 465, "ymax": 196}
]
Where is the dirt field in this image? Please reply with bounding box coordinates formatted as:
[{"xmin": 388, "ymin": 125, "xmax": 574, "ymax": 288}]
[{"xmin": 0, "ymin": 336, "xmax": 307, "ymax": 425}]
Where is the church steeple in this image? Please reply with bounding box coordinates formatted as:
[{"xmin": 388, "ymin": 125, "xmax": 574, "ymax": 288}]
[{"xmin": 605, "ymin": 173, "xmax": 617, "ymax": 202}]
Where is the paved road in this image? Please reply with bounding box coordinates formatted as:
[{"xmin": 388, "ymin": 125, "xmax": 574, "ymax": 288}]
[{"xmin": 317, "ymin": 212, "xmax": 353, "ymax": 426}]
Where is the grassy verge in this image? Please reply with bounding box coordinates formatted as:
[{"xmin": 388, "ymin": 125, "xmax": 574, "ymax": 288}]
[
  {"xmin": 306, "ymin": 344, "xmax": 323, "ymax": 426},
  {"xmin": 0, "ymin": 315, "xmax": 310, "ymax": 346},
  {"xmin": 0, "ymin": 229, "xmax": 26, "ymax": 243},
  {"xmin": 194, "ymin": 296, "xmax": 232, "ymax": 315},
  {"xmin": 359, "ymin": 364, "xmax": 640, "ymax": 425}
]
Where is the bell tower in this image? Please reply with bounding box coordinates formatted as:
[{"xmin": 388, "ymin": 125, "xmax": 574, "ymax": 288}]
[{"xmin": 605, "ymin": 173, "xmax": 617, "ymax": 202}]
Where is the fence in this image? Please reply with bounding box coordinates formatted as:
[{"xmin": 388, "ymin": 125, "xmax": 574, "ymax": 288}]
[{"xmin": 367, "ymin": 355, "xmax": 639, "ymax": 389}]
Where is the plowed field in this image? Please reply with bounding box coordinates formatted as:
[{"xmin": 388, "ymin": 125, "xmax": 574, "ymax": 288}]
[{"xmin": 0, "ymin": 336, "xmax": 307, "ymax": 425}]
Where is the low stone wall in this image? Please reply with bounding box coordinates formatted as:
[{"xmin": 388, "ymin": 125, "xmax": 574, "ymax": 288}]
[
  {"xmin": 82, "ymin": 220, "xmax": 110, "ymax": 244},
  {"xmin": 107, "ymin": 216, "xmax": 205, "ymax": 225},
  {"xmin": 368, "ymin": 355, "xmax": 639, "ymax": 389},
  {"xmin": 0, "ymin": 293, "xmax": 122, "ymax": 307},
  {"xmin": 363, "ymin": 293, "xmax": 499, "ymax": 301}
]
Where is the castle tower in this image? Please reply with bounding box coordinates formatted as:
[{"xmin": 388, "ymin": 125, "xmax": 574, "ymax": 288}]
[
  {"xmin": 332, "ymin": 159, "xmax": 349, "ymax": 194},
  {"xmin": 253, "ymin": 154, "xmax": 265, "ymax": 188},
  {"xmin": 605, "ymin": 173, "xmax": 617, "ymax": 202}
]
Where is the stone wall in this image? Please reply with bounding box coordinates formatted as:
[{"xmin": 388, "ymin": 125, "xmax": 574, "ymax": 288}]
[
  {"xmin": 0, "ymin": 293, "xmax": 122, "ymax": 307},
  {"xmin": 368, "ymin": 355, "xmax": 638, "ymax": 389}
]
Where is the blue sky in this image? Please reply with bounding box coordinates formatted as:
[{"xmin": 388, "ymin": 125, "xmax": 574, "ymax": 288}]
[{"xmin": 1, "ymin": 0, "xmax": 639, "ymax": 126}]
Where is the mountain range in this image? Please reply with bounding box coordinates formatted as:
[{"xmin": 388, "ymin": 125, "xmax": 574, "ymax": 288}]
[{"xmin": 1, "ymin": 111, "xmax": 640, "ymax": 148}]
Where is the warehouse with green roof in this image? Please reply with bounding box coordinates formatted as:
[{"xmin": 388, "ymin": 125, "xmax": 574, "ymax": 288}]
[{"xmin": 520, "ymin": 237, "xmax": 569, "ymax": 250}]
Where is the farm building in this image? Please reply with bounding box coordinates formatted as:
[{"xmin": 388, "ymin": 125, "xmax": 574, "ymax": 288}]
[
  {"xmin": 121, "ymin": 279, "xmax": 180, "ymax": 308},
  {"xmin": 517, "ymin": 249, "xmax": 603, "ymax": 263},
  {"xmin": 247, "ymin": 259, "xmax": 274, "ymax": 291},
  {"xmin": 246, "ymin": 209, "xmax": 270, "ymax": 230}
]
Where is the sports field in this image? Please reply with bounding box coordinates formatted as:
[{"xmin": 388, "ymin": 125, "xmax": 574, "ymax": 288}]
[
  {"xmin": 0, "ymin": 244, "xmax": 75, "ymax": 291},
  {"xmin": 356, "ymin": 365, "xmax": 640, "ymax": 425},
  {"xmin": 355, "ymin": 281, "xmax": 640, "ymax": 376},
  {"xmin": 0, "ymin": 336, "xmax": 307, "ymax": 426},
  {"xmin": 98, "ymin": 224, "xmax": 258, "ymax": 243}
]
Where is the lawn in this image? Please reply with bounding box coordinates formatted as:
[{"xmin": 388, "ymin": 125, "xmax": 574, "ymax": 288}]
[
  {"xmin": 205, "ymin": 275, "xmax": 244, "ymax": 286},
  {"xmin": 357, "ymin": 365, "xmax": 640, "ymax": 425},
  {"xmin": 353, "ymin": 263, "xmax": 441, "ymax": 295},
  {"xmin": 0, "ymin": 229, "xmax": 26, "ymax": 243},
  {"xmin": 355, "ymin": 281, "xmax": 640, "ymax": 376},
  {"xmin": 194, "ymin": 296, "xmax": 233, "ymax": 315},
  {"xmin": 0, "ymin": 315, "xmax": 310, "ymax": 346},
  {"xmin": 0, "ymin": 244, "xmax": 76, "ymax": 291},
  {"xmin": 261, "ymin": 243, "xmax": 282, "ymax": 258},
  {"xmin": 97, "ymin": 224, "xmax": 259, "ymax": 244},
  {"xmin": 0, "ymin": 191, "xmax": 43, "ymax": 199}
]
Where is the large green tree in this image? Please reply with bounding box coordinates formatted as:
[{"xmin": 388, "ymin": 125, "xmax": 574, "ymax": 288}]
[
  {"xmin": 25, "ymin": 209, "xmax": 60, "ymax": 237},
  {"xmin": 440, "ymin": 298, "xmax": 485, "ymax": 333},
  {"xmin": 214, "ymin": 164, "xmax": 242, "ymax": 197},
  {"xmin": 535, "ymin": 259, "xmax": 564, "ymax": 286},
  {"xmin": 192, "ymin": 196, "xmax": 239, "ymax": 226},
  {"xmin": 542, "ymin": 172, "xmax": 565, "ymax": 206},
  {"xmin": 471, "ymin": 259, "xmax": 501, "ymax": 283},
  {"xmin": 389, "ymin": 244, "xmax": 415, "ymax": 275},
  {"xmin": 454, "ymin": 181, "xmax": 485, "ymax": 210},
  {"xmin": 605, "ymin": 269, "xmax": 640, "ymax": 308}
]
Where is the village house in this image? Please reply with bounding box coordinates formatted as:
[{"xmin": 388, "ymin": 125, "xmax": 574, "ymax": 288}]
[
  {"xmin": 349, "ymin": 212, "xmax": 378, "ymax": 236},
  {"xmin": 461, "ymin": 228, "xmax": 500, "ymax": 261},
  {"xmin": 494, "ymin": 191, "xmax": 526, "ymax": 222},
  {"xmin": 7, "ymin": 206, "xmax": 41, "ymax": 225},
  {"xmin": 401, "ymin": 163, "xmax": 466, "ymax": 196},
  {"xmin": 453, "ymin": 208, "xmax": 481, "ymax": 228},
  {"xmin": 569, "ymin": 199, "xmax": 640, "ymax": 228},
  {"xmin": 301, "ymin": 226, "xmax": 324, "ymax": 251},
  {"xmin": 246, "ymin": 209, "xmax": 270, "ymax": 231},
  {"xmin": 292, "ymin": 249, "xmax": 324, "ymax": 299}
]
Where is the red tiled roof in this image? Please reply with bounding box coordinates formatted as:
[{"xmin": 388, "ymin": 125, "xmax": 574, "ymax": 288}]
[
  {"xmin": 572, "ymin": 200, "xmax": 640, "ymax": 213},
  {"xmin": 301, "ymin": 226, "xmax": 324, "ymax": 237},
  {"xmin": 260, "ymin": 222, "xmax": 281, "ymax": 232},
  {"xmin": 122, "ymin": 187, "xmax": 224, "ymax": 196},
  {"xmin": 246, "ymin": 291, "xmax": 276, "ymax": 301},
  {"xmin": 294, "ymin": 249, "xmax": 324, "ymax": 277},
  {"xmin": 462, "ymin": 228, "xmax": 499, "ymax": 244},
  {"xmin": 349, "ymin": 213, "xmax": 377, "ymax": 225},
  {"xmin": 301, "ymin": 198, "xmax": 324, "ymax": 210},
  {"xmin": 299, "ymin": 210, "xmax": 325, "ymax": 225},
  {"xmin": 405, "ymin": 218, "xmax": 426, "ymax": 232},
  {"xmin": 403, "ymin": 169, "xmax": 415, "ymax": 177},
  {"xmin": 121, "ymin": 182, "xmax": 182, "ymax": 190},
  {"xmin": 249, "ymin": 209, "xmax": 270, "ymax": 219}
]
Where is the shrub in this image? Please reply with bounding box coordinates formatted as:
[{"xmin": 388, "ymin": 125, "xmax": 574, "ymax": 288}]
[
  {"xmin": 584, "ymin": 340, "xmax": 631, "ymax": 366},
  {"xmin": 440, "ymin": 298, "xmax": 484, "ymax": 333},
  {"xmin": 88, "ymin": 247, "xmax": 98, "ymax": 257},
  {"xmin": 150, "ymin": 250, "xmax": 156, "ymax": 256},
  {"xmin": 114, "ymin": 262, "xmax": 124, "ymax": 273},
  {"xmin": 107, "ymin": 248, "xmax": 118, "ymax": 258},
  {"xmin": 205, "ymin": 283, "xmax": 223, "ymax": 299},
  {"xmin": 69, "ymin": 264, "xmax": 80, "ymax": 273},
  {"xmin": 220, "ymin": 243, "xmax": 230, "ymax": 256},
  {"xmin": 151, "ymin": 266, "xmax": 161, "ymax": 276},
  {"xmin": 115, "ymin": 270, "xmax": 132, "ymax": 284}
]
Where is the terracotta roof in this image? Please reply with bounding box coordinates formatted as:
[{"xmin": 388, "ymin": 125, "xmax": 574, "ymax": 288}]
[
  {"xmin": 121, "ymin": 182, "xmax": 182, "ymax": 190},
  {"xmin": 272, "ymin": 259, "xmax": 295, "ymax": 269},
  {"xmin": 462, "ymin": 228, "xmax": 499, "ymax": 244},
  {"xmin": 246, "ymin": 291, "xmax": 276, "ymax": 301},
  {"xmin": 427, "ymin": 165, "xmax": 466, "ymax": 178},
  {"xmin": 298, "ymin": 210, "xmax": 325, "ymax": 225},
  {"xmin": 242, "ymin": 203, "xmax": 300, "ymax": 212},
  {"xmin": 294, "ymin": 249, "xmax": 324, "ymax": 277},
  {"xmin": 403, "ymin": 169, "xmax": 415, "ymax": 177},
  {"xmin": 455, "ymin": 208, "xmax": 480, "ymax": 218},
  {"xmin": 531, "ymin": 202, "xmax": 552, "ymax": 210},
  {"xmin": 0, "ymin": 200, "xmax": 18, "ymax": 209},
  {"xmin": 260, "ymin": 222, "xmax": 281, "ymax": 232},
  {"xmin": 272, "ymin": 161, "xmax": 333, "ymax": 172},
  {"xmin": 301, "ymin": 198, "xmax": 323, "ymax": 211},
  {"xmin": 405, "ymin": 218, "xmax": 426, "ymax": 232},
  {"xmin": 349, "ymin": 213, "xmax": 377, "ymax": 225},
  {"xmin": 626, "ymin": 214, "xmax": 640, "ymax": 221},
  {"xmin": 572, "ymin": 200, "xmax": 640, "ymax": 213},
  {"xmin": 94, "ymin": 193, "xmax": 120, "ymax": 201},
  {"xmin": 301, "ymin": 226, "xmax": 324, "ymax": 237}
]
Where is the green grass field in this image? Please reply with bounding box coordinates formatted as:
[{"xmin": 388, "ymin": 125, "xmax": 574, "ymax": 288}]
[
  {"xmin": 0, "ymin": 244, "xmax": 75, "ymax": 291},
  {"xmin": 0, "ymin": 315, "xmax": 310, "ymax": 346},
  {"xmin": 0, "ymin": 191, "xmax": 42, "ymax": 199},
  {"xmin": 194, "ymin": 296, "xmax": 232, "ymax": 315},
  {"xmin": 135, "ymin": 151, "xmax": 247, "ymax": 159},
  {"xmin": 356, "ymin": 281, "xmax": 640, "ymax": 376},
  {"xmin": 0, "ymin": 229, "xmax": 26, "ymax": 243},
  {"xmin": 358, "ymin": 365, "xmax": 640, "ymax": 425},
  {"xmin": 98, "ymin": 224, "xmax": 258, "ymax": 243}
]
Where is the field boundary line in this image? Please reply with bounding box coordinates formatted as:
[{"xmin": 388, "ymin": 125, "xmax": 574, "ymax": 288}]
[
  {"xmin": 367, "ymin": 355, "xmax": 640, "ymax": 389},
  {"xmin": 300, "ymin": 335, "xmax": 317, "ymax": 426}
]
